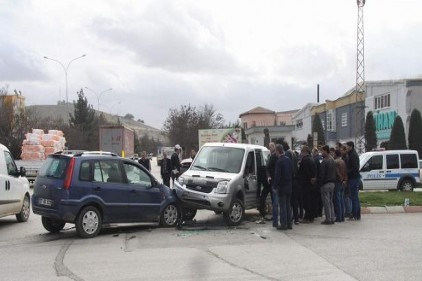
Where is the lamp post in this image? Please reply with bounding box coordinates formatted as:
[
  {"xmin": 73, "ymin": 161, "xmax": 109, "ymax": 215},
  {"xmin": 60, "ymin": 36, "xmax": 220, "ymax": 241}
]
[
  {"xmin": 105, "ymin": 101, "xmax": 121, "ymax": 116},
  {"xmin": 84, "ymin": 87, "xmax": 113, "ymax": 112},
  {"xmin": 43, "ymin": 54, "xmax": 87, "ymax": 105}
]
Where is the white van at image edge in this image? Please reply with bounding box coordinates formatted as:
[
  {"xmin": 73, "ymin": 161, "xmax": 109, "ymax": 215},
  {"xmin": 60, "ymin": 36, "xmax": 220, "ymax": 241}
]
[{"xmin": 359, "ymin": 150, "xmax": 421, "ymax": 191}]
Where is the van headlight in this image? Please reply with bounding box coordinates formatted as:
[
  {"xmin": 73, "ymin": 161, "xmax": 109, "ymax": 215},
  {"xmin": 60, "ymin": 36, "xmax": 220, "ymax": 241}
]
[
  {"xmin": 178, "ymin": 177, "xmax": 185, "ymax": 185},
  {"xmin": 215, "ymin": 181, "xmax": 229, "ymax": 194}
]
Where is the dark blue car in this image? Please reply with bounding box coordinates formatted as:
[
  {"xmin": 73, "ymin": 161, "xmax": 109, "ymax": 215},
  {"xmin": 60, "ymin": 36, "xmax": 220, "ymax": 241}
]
[{"xmin": 32, "ymin": 152, "xmax": 181, "ymax": 238}]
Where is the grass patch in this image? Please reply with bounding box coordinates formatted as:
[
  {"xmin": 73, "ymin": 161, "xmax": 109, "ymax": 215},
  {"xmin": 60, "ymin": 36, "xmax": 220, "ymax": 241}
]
[{"xmin": 360, "ymin": 191, "xmax": 422, "ymax": 207}]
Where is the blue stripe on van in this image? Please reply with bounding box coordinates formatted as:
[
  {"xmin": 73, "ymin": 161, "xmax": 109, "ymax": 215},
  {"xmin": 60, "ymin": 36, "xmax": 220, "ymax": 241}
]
[{"xmin": 385, "ymin": 173, "xmax": 419, "ymax": 178}]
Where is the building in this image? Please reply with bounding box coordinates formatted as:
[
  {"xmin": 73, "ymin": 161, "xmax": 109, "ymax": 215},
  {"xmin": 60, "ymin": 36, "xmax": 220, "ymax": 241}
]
[
  {"xmin": 292, "ymin": 102, "xmax": 318, "ymax": 146},
  {"xmin": 365, "ymin": 79, "xmax": 422, "ymax": 146},
  {"xmin": 239, "ymin": 106, "xmax": 298, "ymax": 147}
]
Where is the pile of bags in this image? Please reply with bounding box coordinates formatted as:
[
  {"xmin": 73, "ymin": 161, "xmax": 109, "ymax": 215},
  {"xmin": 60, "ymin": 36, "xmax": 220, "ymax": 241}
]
[{"xmin": 21, "ymin": 129, "xmax": 66, "ymax": 160}]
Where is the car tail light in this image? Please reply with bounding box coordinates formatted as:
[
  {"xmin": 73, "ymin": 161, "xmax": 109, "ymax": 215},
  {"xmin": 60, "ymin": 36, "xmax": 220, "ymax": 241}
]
[{"xmin": 64, "ymin": 158, "xmax": 75, "ymax": 190}]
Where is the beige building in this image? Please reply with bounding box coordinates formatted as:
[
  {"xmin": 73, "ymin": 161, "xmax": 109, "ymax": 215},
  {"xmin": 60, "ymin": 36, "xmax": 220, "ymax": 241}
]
[{"xmin": 239, "ymin": 106, "xmax": 298, "ymax": 148}]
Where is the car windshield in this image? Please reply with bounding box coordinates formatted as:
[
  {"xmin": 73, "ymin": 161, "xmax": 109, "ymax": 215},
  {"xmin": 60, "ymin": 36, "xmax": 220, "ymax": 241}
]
[{"xmin": 190, "ymin": 146, "xmax": 244, "ymax": 174}]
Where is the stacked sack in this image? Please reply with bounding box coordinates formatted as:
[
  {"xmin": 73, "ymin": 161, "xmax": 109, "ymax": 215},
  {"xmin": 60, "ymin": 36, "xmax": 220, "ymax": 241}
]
[{"xmin": 21, "ymin": 129, "xmax": 67, "ymax": 160}]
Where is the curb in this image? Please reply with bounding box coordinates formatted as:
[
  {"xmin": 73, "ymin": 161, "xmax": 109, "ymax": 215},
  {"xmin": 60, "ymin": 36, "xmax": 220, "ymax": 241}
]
[{"xmin": 362, "ymin": 206, "xmax": 422, "ymax": 214}]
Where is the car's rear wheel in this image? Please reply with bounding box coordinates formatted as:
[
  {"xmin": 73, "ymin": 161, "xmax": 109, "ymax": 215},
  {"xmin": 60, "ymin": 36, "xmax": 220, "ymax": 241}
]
[
  {"xmin": 160, "ymin": 204, "xmax": 180, "ymax": 227},
  {"xmin": 182, "ymin": 208, "xmax": 197, "ymax": 221},
  {"xmin": 16, "ymin": 195, "xmax": 30, "ymax": 222},
  {"xmin": 41, "ymin": 216, "xmax": 65, "ymax": 233},
  {"xmin": 224, "ymin": 199, "xmax": 244, "ymax": 226},
  {"xmin": 76, "ymin": 206, "xmax": 102, "ymax": 238},
  {"xmin": 399, "ymin": 179, "xmax": 414, "ymax": 191}
]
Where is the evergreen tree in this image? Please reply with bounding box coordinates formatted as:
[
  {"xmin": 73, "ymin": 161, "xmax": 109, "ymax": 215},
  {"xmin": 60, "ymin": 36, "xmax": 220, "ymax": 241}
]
[
  {"xmin": 389, "ymin": 115, "xmax": 407, "ymax": 150},
  {"xmin": 408, "ymin": 109, "xmax": 422, "ymax": 157},
  {"xmin": 307, "ymin": 134, "xmax": 313, "ymax": 148},
  {"xmin": 312, "ymin": 113, "xmax": 325, "ymax": 146},
  {"xmin": 68, "ymin": 89, "xmax": 98, "ymax": 150},
  {"xmin": 364, "ymin": 111, "xmax": 377, "ymax": 151}
]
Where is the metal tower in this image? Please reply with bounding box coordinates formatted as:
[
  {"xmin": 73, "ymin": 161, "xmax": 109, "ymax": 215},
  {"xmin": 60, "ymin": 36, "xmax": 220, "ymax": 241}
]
[{"xmin": 354, "ymin": 0, "xmax": 366, "ymax": 154}]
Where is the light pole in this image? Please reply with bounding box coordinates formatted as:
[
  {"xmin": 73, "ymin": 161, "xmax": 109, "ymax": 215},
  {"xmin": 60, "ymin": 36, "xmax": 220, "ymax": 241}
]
[
  {"xmin": 84, "ymin": 87, "xmax": 113, "ymax": 112},
  {"xmin": 105, "ymin": 101, "xmax": 121, "ymax": 116},
  {"xmin": 43, "ymin": 54, "xmax": 87, "ymax": 105}
]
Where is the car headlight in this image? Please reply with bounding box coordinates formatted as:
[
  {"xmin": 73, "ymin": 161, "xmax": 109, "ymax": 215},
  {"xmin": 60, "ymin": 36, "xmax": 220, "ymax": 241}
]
[
  {"xmin": 178, "ymin": 176, "xmax": 185, "ymax": 185},
  {"xmin": 215, "ymin": 181, "xmax": 229, "ymax": 194}
]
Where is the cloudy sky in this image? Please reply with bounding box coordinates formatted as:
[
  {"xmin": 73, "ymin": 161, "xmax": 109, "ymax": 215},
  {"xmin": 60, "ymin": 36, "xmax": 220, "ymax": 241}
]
[{"xmin": 1, "ymin": 0, "xmax": 421, "ymax": 129}]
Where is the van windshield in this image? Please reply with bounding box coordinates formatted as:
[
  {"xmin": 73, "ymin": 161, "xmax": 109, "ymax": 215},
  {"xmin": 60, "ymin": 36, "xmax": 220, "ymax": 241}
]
[{"xmin": 191, "ymin": 147, "xmax": 244, "ymax": 174}]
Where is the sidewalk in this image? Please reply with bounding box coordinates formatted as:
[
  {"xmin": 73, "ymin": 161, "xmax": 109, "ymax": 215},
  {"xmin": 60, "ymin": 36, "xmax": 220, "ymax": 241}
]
[{"xmin": 362, "ymin": 206, "xmax": 422, "ymax": 214}]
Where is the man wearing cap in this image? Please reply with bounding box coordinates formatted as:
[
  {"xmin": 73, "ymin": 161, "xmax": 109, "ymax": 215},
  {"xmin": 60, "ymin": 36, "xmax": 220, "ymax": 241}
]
[{"xmin": 171, "ymin": 144, "xmax": 182, "ymax": 187}]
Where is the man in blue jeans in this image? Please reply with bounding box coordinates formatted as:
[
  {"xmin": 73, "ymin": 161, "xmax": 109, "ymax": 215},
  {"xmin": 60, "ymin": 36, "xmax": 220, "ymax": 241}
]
[{"xmin": 345, "ymin": 141, "xmax": 361, "ymax": 221}]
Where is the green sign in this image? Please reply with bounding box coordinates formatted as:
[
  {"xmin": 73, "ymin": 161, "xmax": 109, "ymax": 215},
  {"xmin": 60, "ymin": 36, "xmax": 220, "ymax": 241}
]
[{"xmin": 374, "ymin": 111, "xmax": 397, "ymax": 140}]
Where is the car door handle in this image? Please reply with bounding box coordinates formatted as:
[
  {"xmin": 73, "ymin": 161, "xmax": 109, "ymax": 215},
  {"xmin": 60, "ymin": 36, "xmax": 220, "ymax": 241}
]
[
  {"xmin": 94, "ymin": 186, "xmax": 102, "ymax": 191},
  {"xmin": 379, "ymin": 171, "xmax": 384, "ymax": 173},
  {"xmin": 5, "ymin": 180, "xmax": 10, "ymax": 191}
]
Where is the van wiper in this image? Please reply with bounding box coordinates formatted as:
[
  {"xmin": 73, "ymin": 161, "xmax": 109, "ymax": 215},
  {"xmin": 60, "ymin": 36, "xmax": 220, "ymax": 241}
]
[
  {"xmin": 192, "ymin": 165, "xmax": 206, "ymax": 170},
  {"xmin": 207, "ymin": 167, "xmax": 229, "ymax": 172}
]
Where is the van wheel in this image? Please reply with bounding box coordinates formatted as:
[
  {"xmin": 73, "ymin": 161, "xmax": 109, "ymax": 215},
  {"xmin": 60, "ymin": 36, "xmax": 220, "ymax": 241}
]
[
  {"xmin": 16, "ymin": 195, "xmax": 30, "ymax": 222},
  {"xmin": 42, "ymin": 216, "xmax": 66, "ymax": 233},
  {"xmin": 76, "ymin": 206, "xmax": 102, "ymax": 238},
  {"xmin": 224, "ymin": 199, "xmax": 244, "ymax": 226},
  {"xmin": 400, "ymin": 179, "xmax": 414, "ymax": 191},
  {"xmin": 182, "ymin": 208, "xmax": 197, "ymax": 221}
]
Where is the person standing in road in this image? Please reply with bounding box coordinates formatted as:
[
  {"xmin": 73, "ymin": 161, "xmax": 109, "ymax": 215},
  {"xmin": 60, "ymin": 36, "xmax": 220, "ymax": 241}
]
[
  {"xmin": 282, "ymin": 140, "xmax": 301, "ymax": 225},
  {"xmin": 319, "ymin": 145, "xmax": 337, "ymax": 225},
  {"xmin": 334, "ymin": 149, "xmax": 347, "ymax": 222},
  {"xmin": 161, "ymin": 151, "xmax": 172, "ymax": 187},
  {"xmin": 298, "ymin": 146, "xmax": 317, "ymax": 223},
  {"xmin": 312, "ymin": 147, "xmax": 323, "ymax": 217},
  {"xmin": 190, "ymin": 149, "xmax": 197, "ymax": 160},
  {"xmin": 171, "ymin": 144, "xmax": 182, "ymax": 187},
  {"xmin": 340, "ymin": 145, "xmax": 352, "ymax": 218},
  {"xmin": 345, "ymin": 141, "xmax": 361, "ymax": 221},
  {"xmin": 273, "ymin": 144, "xmax": 293, "ymax": 230},
  {"xmin": 138, "ymin": 151, "xmax": 151, "ymax": 172},
  {"xmin": 265, "ymin": 142, "xmax": 278, "ymax": 224}
]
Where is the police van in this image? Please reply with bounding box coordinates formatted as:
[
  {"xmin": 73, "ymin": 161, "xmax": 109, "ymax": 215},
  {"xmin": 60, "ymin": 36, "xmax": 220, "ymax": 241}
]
[{"xmin": 359, "ymin": 150, "xmax": 420, "ymax": 191}]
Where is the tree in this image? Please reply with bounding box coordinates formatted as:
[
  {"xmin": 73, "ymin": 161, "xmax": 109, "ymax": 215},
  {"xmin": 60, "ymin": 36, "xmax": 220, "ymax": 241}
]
[
  {"xmin": 67, "ymin": 89, "xmax": 98, "ymax": 150},
  {"xmin": 307, "ymin": 134, "xmax": 313, "ymax": 148},
  {"xmin": 389, "ymin": 115, "xmax": 407, "ymax": 150},
  {"xmin": 124, "ymin": 113, "xmax": 134, "ymax": 120},
  {"xmin": 408, "ymin": 109, "xmax": 422, "ymax": 157},
  {"xmin": 364, "ymin": 111, "xmax": 377, "ymax": 151},
  {"xmin": 0, "ymin": 90, "xmax": 28, "ymax": 158},
  {"xmin": 163, "ymin": 104, "xmax": 224, "ymax": 155},
  {"xmin": 312, "ymin": 113, "xmax": 325, "ymax": 146}
]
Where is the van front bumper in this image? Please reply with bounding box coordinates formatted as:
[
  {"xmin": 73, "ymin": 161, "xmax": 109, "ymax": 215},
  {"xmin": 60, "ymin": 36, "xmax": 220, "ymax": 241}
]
[{"xmin": 174, "ymin": 182, "xmax": 232, "ymax": 212}]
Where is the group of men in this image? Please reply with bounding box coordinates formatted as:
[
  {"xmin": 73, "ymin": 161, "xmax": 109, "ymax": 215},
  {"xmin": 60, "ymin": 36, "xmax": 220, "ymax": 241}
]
[{"xmin": 262, "ymin": 140, "xmax": 361, "ymax": 230}]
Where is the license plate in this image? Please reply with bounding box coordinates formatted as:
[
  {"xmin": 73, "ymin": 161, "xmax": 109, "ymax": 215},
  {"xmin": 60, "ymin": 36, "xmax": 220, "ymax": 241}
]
[{"xmin": 38, "ymin": 198, "xmax": 53, "ymax": 207}]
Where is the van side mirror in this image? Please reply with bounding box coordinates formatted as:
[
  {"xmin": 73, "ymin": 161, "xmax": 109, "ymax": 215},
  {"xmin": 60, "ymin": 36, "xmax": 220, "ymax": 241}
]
[
  {"xmin": 361, "ymin": 163, "xmax": 370, "ymax": 172},
  {"xmin": 19, "ymin": 166, "xmax": 26, "ymax": 177}
]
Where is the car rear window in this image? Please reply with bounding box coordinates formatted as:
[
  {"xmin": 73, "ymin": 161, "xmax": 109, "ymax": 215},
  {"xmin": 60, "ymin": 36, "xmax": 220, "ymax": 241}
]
[{"xmin": 39, "ymin": 157, "xmax": 70, "ymax": 179}]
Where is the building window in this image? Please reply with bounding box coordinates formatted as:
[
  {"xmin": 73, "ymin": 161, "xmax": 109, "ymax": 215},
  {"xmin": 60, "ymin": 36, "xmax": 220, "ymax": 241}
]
[
  {"xmin": 341, "ymin": 113, "xmax": 348, "ymax": 127},
  {"xmin": 243, "ymin": 122, "xmax": 248, "ymax": 130},
  {"xmin": 252, "ymin": 121, "xmax": 256, "ymax": 127},
  {"xmin": 295, "ymin": 119, "xmax": 303, "ymax": 129},
  {"xmin": 375, "ymin": 94, "xmax": 390, "ymax": 110}
]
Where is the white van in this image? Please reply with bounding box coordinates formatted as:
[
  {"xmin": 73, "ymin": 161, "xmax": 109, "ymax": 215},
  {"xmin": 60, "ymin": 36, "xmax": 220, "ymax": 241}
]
[
  {"xmin": 359, "ymin": 150, "xmax": 420, "ymax": 191},
  {"xmin": 174, "ymin": 143, "xmax": 269, "ymax": 225},
  {"xmin": 0, "ymin": 143, "xmax": 31, "ymax": 222}
]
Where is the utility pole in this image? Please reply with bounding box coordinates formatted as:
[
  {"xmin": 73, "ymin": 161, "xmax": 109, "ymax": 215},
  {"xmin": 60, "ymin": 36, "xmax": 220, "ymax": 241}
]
[{"xmin": 354, "ymin": 0, "xmax": 366, "ymax": 154}]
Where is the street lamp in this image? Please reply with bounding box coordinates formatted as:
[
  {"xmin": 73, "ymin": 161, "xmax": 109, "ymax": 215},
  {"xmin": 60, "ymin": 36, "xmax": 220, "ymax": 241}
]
[
  {"xmin": 104, "ymin": 101, "xmax": 121, "ymax": 116},
  {"xmin": 43, "ymin": 54, "xmax": 87, "ymax": 105},
  {"xmin": 84, "ymin": 87, "xmax": 113, "ymax": 112}
]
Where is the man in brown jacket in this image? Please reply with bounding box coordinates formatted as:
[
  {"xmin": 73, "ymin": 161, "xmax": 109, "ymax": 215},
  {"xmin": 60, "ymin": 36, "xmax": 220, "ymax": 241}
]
[{"xmin": 334, "ymin": 150, "xmax": 347, "ymax": 222}]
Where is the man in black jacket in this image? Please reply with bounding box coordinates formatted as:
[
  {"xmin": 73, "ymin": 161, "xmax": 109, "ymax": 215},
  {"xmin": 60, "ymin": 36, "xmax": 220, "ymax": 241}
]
[
  {"xmin": 171, "ymin": 144, "xmax": 182, "ymax": 187},
  {"xmin": 161, "ymin": 151, "xmax": 172, "ymax": 187},
  {"xmin": 298, "ymin": 146, "xmax": 317, "ymax": 223},
  {"xmin": 345, "ymin": 141, "xmax": 361, "ymax": 220},
  {"xmin": 265, "ymin": 142, "xmax": 277, "ymax": 222},
  {"xmin": 319, "ymin": 145, "xmax": 337, "ymax": 225}
]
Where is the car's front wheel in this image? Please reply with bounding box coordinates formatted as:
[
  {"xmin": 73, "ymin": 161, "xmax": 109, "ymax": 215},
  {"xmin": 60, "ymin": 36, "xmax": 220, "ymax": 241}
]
[
  {"xmin": 160, "ymin": 204, "xmax": 181, "ymax": 227},
  {"xmin": 41, "ymin": 216, "xmax": 65, "ymax": 233},
  {"xmin": 16, "ymin": 194, "xmax": 30, "ymax": 222},
  {"xmin": 224, "ymin": 199, "xmax": 244, "ymax": 226},
  {"xmin": 76, "ymin": 206, "xmax": 102, "ymax": 238}
]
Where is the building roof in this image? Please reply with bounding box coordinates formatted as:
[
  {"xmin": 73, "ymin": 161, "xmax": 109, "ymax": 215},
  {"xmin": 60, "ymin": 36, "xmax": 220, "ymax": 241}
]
[{"xmin": 239, "ymin": 106, "xmax": 275, "ymax": 118}]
